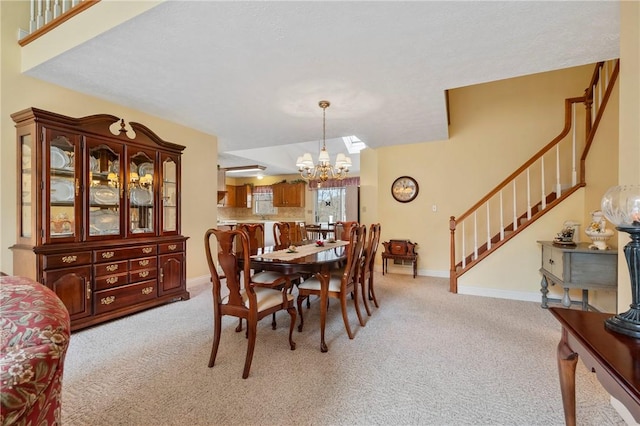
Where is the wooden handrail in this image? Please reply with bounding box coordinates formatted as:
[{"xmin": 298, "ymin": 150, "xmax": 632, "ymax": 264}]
[
  {"xmin": 449, "ymin": 59, "xmax": 619, "ymax": 294},
  {"xmin": 18, "ymin": 0, "xmax": 100, "ymax": 47},
  {"xmin": 454, "ymin": 96, "xmax": 585, "ymax": 225}
]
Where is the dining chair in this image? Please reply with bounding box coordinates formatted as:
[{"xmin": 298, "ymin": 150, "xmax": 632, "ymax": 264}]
[
  {"xmin": 273, "ymin": 222, "xmax": 293, "ymax": 248},
  {"xmin": 360, "ymin": 223, "xmax": 382, "ymax": 315},
  {"xmin": 296, "ymin": 224, "xmax": 366, "ymax": 339},
  {"xmin": 335, "ymin": 221, "xmax": 358, "ymax": 241},
  {"xmin": 298, "ymin": 221, "xmax": 308, "ymax": 243},
  {"xmin": 204, "ymin": 227, "xmax": 297, "ymax": 379}
]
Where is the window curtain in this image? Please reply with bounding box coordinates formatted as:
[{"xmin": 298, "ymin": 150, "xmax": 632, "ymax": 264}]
[
  {"xmin": 308, "ymin": 177, "xmax": 359, "ymax": 189},
  {"xmin": 252, "ymin": 185, "xmax": 272, "ymax": 194}
]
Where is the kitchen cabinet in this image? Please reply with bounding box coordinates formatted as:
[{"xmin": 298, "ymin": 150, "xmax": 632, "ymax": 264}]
[
  {"xmin": 223, "ymin": 184, "xmax": 252, "ymax": 208},
  {"xmin": 272, "ymin": 182, "xmax": 305, "ymax": 207},
  {"xmin": 11, "ymin": 107, "xmax": 189, "ymax": 331}
]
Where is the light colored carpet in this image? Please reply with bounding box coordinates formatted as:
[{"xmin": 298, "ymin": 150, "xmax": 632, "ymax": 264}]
[{"xmin": 61, "ymin": 273, "xmax": 625, "ymax": 425}]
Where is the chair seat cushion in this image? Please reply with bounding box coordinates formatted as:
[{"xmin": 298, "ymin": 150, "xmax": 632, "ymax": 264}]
[
  {"xmin": 297, "ymin": 276, "xmax": 342, "ymax": 293},
  {"xmin": 224, "ymin": 287, "xmax": 293, "ymax": 312},
  {"xmin": 250, "ymin": 271, "xmax": 287, "ymax": 285}
]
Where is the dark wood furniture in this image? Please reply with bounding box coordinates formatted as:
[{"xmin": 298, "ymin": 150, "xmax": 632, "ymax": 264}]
[
  {"xmin": 549, "ymin": 307, "xmax": 640, "ymax": 426},
  {"xmin": 382, "ymin": 239, "xmax": 418, "ymax": 278},
  {"xmin": 297, "ymin": 225, "xmax": 365, "ymax": 339},
  {"xmin": 538, "ymin": 241, "xmax": 617, "ymax": 311},
  {"xmin": 246, "ymin": 242, "xmax": 349, "ymax": 352},
  {"xmin": 204, "ymin": 228, "xmax": 296, "ymax": 379},
  {"xmin": 306, "ymin": 224, "xmax": 334, "ymax": 240},
  {"xmin": 10, "ymin": 107, "xmax": 189, "ymax": 332},
  {"xmin": 273, "ymin": 222, "xmax": 294, "ymax": 247},
  {"xmin": 335, "ymin": 221, "xmax": 358, "ymax": 241}
]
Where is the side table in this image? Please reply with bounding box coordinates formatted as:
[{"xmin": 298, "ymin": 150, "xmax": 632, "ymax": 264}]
[{"xmin": 381, "ymin": 239, "xmax": 418, "ymax": 278}]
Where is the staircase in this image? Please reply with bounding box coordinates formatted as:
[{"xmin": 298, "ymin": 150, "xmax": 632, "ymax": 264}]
[{"xmin": 449, "ymin": 59, "xmax": 619, "ymax": 293}]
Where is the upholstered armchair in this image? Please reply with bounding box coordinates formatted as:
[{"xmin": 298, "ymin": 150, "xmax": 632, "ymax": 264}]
[{"xmin": 1, "ymin": 276, "xmax": 71, "ymax": 425}]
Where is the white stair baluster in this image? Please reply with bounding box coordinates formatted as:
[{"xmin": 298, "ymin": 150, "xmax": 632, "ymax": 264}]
[
  {"xmin": 36, "ymin": 0, "xmax": 43, "ymax": 29},
  {"xmin": 513, "ymin": 181, "xmax": 518, "ymax": 231},
  {"xmin": 572, "ymin": 103, "xmax": 577, "ymax": 186},
  {"xmin": 541, "ymin": 156, "xmax": 546, "ymax": 209},
  {"xmin": 526, "ymin": 168, "xmax": 531, "ymax": 220},
  {"xmin": 29, "ymin": 0, "xmax": 36, "ymax": 32},
  {"xmin": 499, "ymin": 190, "xmax": 504, "ymax": 240},
  {"xmin": 461, "ymin": 222, "xmax": 466, "ymax": 268},
  {"xmin": 473, "ymin": 212, "xmax": 478, "ymax": 260},
  {"xmin": 555, "ymin": 145, "xmax": 562, "ymax": 196},
  {"xmin": 486, "ymin": 203, "xmax": 491, "ymax": 250}
]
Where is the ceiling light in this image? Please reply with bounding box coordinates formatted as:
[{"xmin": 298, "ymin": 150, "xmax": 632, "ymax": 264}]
[
  {"xmin": 224, "ymin": 165, "xmax": 267, "ymax": 173},
  {"xmin": 296, "ymin": 100, "xmax": 351, "ymax": 182}
]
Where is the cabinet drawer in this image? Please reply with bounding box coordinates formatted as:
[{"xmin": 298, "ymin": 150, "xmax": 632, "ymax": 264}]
[
  {"xmin": 94, "ymin": 245, "xmax": 157, "ymax": 262},
  {"xmin": 94, "ymin": 280, "xmax": 157, "ymax": 314},
  {"xmin": 43, "ymin": 251, "xmax": 92, "ymax": 269},
  {"xmin": 129, "ymin": 268, "xmax": 157, "ymax": 283},
  {"xmin": 94, "ymin": 260, "xmax": 128, "ymax": 277},
  {"xmin": 129, "ymin": 256, "xmax": 157, "ymax": 271},
  {"xmin": 159, "ymin": 241, "xmax": 184, "ymax": 254},
  {"xmin": 95, "ymin": 272, "xmax": 129, "ymax": 291}
]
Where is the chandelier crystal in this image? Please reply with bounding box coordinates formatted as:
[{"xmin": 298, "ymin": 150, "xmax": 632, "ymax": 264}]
[{"xmin": 296, "ymin": 100, "xmax": 352, "ymax": 182}]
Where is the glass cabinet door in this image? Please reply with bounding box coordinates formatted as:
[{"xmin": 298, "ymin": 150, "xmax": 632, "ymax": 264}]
[
  {"xmin": 19, "ymin": 134, "xmax": 33, "ymax": 240},
  {"xmin": 128, "ymin": 150, "xmax": 156, "ymax": 236},
  {"xmin": 161, "ymin": 155, "xmax": 178, "ymax": 234},
  {"xmin": 46, "ymin": 129, "xmax": 80, "ymax": 242},
  {"xmin": 87, "ymin": 138, "xmax": 123, "ymax": 238}
]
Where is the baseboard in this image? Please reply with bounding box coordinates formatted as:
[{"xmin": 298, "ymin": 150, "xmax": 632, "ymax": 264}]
[
  {"xmin": 187, "ymin": 275, "xmax": 210, "ymax": 288},
  {"xmin": 457, "ymin": 285, "xmax": 542, "ymax": 303},
  {"xmin": 373, "ymin": 264, "xmax": 449, "ymax": 278}
]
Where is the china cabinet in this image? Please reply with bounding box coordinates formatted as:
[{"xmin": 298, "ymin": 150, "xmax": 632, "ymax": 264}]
[
  {"xmin": 11, "ymin": 107, "xmax": 189, "ymax": 331},
  {"xmin": 272, "ymin": 182, "xmax": 305, "ymax": 207}
]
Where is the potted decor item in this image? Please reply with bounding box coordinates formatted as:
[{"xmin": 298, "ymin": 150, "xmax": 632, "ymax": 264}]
[{"xmin": 584, "ymin": 210, "xmax": 614, "ymax": 250}]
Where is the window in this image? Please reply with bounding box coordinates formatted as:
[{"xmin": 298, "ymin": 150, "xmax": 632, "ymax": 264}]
[
  {"xmin": 315, "ymin": 187, "xmax": 346, "ymax": 223},
  {"xmin": 253, "ymin": 188, "xmax": 278, "ymax": 216}
]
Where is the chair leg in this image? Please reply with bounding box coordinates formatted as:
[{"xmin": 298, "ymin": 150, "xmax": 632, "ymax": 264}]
[
  {"xmin": 242, "ymin": 316, "xmax": 258, "ymax": 379},
  {"xmin": 352, "ymin": 284, "xmax": 365, "ymax": 327},
  {"xmin": 235, "ymin": 318, "xmax": 243, "ymax": 332},
  {"xmin": 208, "ymin": 313, "xmax": 222, "ymax": 368},
  {"xmin": 272, "ymin": 312, "xmax": 277, "ymax": 330},
  {"xmin": 361, "ymin": 277, "xmax": 371, "ymax": 316},
  {"xmin": 287, "ymin": 306, "xmax": 297, "ymax": 350},
  {"xmin": 340, "ymin": 293, "xmax": 354, "ymax": 339},
  {"xmin": 296, "ymin": 294, "xmax": 305, "ymax": 332},
  {"xmin": 369, "ymin": 275, "xmax": 379, "ymax": 308}
]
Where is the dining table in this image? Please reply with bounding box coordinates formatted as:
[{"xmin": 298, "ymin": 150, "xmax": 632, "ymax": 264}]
[{"xmin": 247, "ymin": 240, "xmax": 349, "ymax": 352}]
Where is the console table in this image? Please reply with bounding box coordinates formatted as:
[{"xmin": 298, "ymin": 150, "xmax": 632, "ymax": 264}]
[
  {"xmin": 550, "ymin": 307, "xmax": 640, "ymax": 426},
  {"xmin": 537, "ymin": 241, "xmax": 617, "ymax": 311},
  {"xmin": 381, "ymin": 240, "xmax": 418, "ymax": 278}
]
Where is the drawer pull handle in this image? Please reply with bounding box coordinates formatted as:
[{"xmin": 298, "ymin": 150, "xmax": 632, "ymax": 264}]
[
  {"xmin": 102, "ymin": 251, "xmax": 115, "ymax": 259},
  {"xmin": 139, "ymin": 271, "xmax": 150, "ymax": 278},
  {"xmin": 168, "ymin": 244, "xmax": 177, "ymax": 250},
  {"xmin": 142, "ymin": 247, "xmax": 153, "ymax": 254},
  {"xmin": 139, "ymin": 259, "xmax": 150, "ymax": 266},
  {"xmin": 549, "ymin": 259, "xmax": 554, "ymax": 265},
  {"xmin": 86, "ymin": 282, "xmax": 91, "ymax": 300},
  {"xmin": 62, "ymin": 255, "xmax": 77, "ymax": 263},
  {"xmin": 101, "ymin": 296, "xmax": 115, "ymax": 305},
  {"xmin": 141, "ymin": 286, "xmax": 154, "ymax": 295},
  {"xmin": 75, "ymin": 178, "xmax": 80, "ymax": 197},
  {"xmin": 106, "ymin": 264, "xmax": 119, "ymax": 272},
  {"xmin": 106, "ymin": 276, "xmax": 118, "ymax": 285}
]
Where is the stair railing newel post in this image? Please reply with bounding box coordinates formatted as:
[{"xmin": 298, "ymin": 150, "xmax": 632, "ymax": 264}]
[{"xmin": 449, "ymin": 216, "xmax": 457, "ymax": 293}]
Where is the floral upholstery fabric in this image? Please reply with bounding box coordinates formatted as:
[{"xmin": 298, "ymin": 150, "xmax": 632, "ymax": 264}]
[{"xmin": 0, "ymin": 276, "xmax": 70, "ymax": 426}]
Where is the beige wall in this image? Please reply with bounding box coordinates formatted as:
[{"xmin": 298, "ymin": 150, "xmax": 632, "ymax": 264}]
[
  {"xmin": 0, "ymin": 1, "xmax": 218, "ymax": 280},
  {"xmin": 616, "ymin": 1, "xmax": 640, "ymax": 312}
]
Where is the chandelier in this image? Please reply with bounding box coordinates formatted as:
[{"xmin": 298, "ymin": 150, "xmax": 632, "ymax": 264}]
[{"xmin": 296, "ymin": 100, "xmax": 352, "ymax": 182}]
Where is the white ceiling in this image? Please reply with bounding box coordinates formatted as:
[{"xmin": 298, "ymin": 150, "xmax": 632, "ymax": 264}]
[{"xmin": 25, "ymin": 1, "xmax": 620, "ymax": 178}]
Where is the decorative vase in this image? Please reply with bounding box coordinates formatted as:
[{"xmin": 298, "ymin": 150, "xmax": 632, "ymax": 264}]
[{"xmin": 584, "ymin": 210, "xmax": 614, "ymax": 250}]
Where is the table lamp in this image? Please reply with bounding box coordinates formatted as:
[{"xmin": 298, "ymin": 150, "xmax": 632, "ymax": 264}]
[{"xmin": 601, "ymin": 184, "xmax": 640, "ymax": 338}]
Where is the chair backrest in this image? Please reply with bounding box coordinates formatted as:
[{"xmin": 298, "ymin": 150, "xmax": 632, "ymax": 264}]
[
  {"xmin": 297, "ymin": 222, "xmax": 307, "ymax": 242},
  {"xmin": 341, "ymin": 224, "xmax": 366, "ymax": 287},
  {"xmin": 237, "ymin": 223, "xmax": 265, "ymax": 255},
  {"xmin": 204, "ymin": 227, "xmax": 256, "ymax": 311},
  {"xmin": 273, "ymin": 222, "xmax": 293, "ymax": 248},
  {"xmin": 365, "ymin": 223, "xmax": 382, "ymax": 275},
  {"xmin": 335, "ymin": 221, "xmax": 358, "ymax": 241}
]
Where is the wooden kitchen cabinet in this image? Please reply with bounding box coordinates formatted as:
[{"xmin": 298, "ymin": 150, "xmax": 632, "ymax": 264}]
[
  {"xmin": 272, "ymin": 182, "xmax": 305, "ymax": 207},
  {"xmin": 225, "ymin": 184, "xmax": 236, "ymax": 207},
  {"xmin": 537, "ymin": 241, "xmax": 617, "ymax": 311},
  {"xmin": 223, "ymin": 184, "xmax": 252, "ymax": 208},
  {"xmin": 11, "ymin": 107, "xmax": 189, "ymax": 331}
]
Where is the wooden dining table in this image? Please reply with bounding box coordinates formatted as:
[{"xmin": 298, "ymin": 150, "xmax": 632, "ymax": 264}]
[{"xmin": 246, "ymin": 241, "xmax": 348, "ymax": 352}]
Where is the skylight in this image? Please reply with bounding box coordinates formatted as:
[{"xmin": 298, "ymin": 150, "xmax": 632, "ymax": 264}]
[{"xmin": 342, "ymin": 135, "xmax": 367, "ymax": 154}]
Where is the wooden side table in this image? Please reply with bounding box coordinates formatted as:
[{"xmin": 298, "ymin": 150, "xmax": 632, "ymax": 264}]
[{"xmin": 381, "ymin": 240, "xmax": 418, "ymax": 278}]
